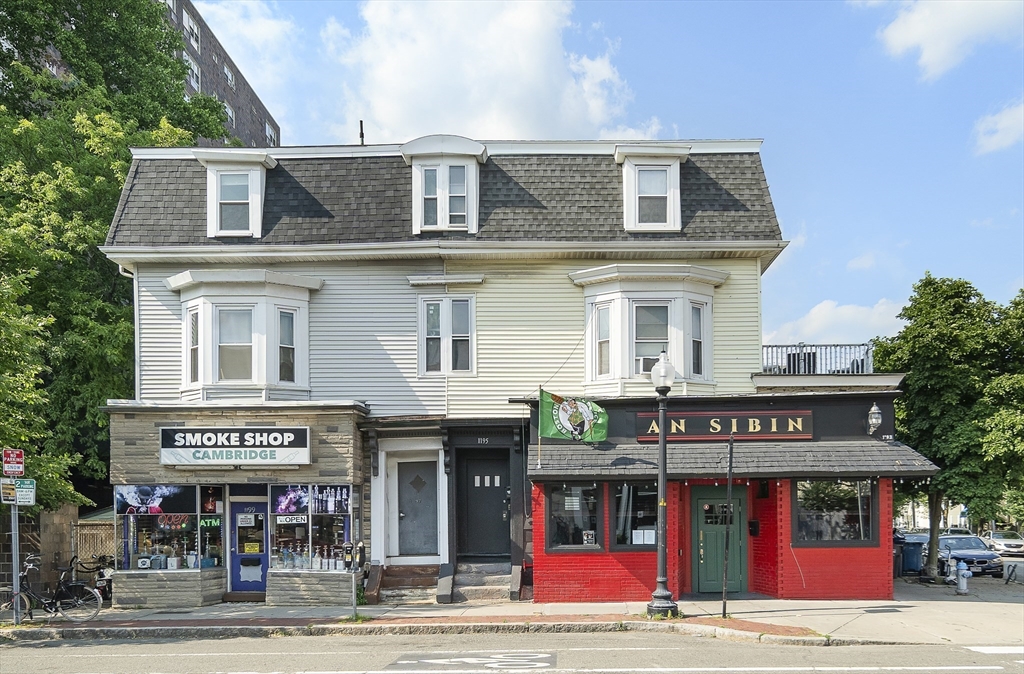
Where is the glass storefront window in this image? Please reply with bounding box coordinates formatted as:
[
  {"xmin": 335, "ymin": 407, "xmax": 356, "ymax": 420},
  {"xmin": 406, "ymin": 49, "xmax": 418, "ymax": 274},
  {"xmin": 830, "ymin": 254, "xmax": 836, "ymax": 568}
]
[
  {"xmin": 794, "ymin": 479, "xmax": 875, "ymax": 545},
  {"xmin": 115, "ymin": 485, "xmax": 198, "ymax": 570},
  {"xmin": 198, "ymin": 515, "xmax": 223, "ymax": 567},
  {"xmin": 613, "ymin": 482, "xmax": 657, "ymax": 547},
  {"xmin": 268, "ymin": 484, "xmax": 355, "ymax": 570},
  {"xmin": 547, "ymin": 484, "xmax": 601, "ymax": 548}
]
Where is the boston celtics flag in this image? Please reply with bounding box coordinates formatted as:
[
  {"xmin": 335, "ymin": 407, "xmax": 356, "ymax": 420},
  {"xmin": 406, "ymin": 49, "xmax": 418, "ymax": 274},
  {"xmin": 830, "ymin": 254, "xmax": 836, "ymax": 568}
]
[{"xmin": 539, "ymin": 390, "xmax": 609, "ymax": 442}]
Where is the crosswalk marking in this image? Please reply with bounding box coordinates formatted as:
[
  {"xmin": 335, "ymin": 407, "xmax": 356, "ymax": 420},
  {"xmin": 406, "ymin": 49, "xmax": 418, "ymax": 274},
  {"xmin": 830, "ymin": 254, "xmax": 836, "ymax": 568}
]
[{"xmin": 965, "ymin": 647, "xmax": 1024, "ymax": 655}]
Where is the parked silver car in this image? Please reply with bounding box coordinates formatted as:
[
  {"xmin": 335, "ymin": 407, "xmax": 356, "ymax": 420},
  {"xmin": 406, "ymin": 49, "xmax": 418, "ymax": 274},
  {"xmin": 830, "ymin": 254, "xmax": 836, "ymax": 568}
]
[{"xmin": 981, "ymin": 530, "xmax": 1024, "ymax": 556}]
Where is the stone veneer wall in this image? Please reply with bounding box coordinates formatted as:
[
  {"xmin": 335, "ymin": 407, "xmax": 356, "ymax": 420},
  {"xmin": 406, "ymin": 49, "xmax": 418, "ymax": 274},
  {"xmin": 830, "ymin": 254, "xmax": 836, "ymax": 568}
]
[
  {"xmin": 108, "ymin": 407, "xmax": 363, "ymax": 488},
  {"xmin": 113, "ymin": 568, "xmax": 227, "ymax": 608},
  {"xmin": 265, "ymin": 569, "xmax": 362, "ymax": 606}
]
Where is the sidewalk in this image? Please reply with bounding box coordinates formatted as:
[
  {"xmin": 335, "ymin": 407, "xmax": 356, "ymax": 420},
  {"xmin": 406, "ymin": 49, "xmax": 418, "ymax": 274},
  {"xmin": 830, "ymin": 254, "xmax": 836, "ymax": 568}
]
[{"xmin": 2, "ymin": 576, "xmax": 1021, "ymax": 646}]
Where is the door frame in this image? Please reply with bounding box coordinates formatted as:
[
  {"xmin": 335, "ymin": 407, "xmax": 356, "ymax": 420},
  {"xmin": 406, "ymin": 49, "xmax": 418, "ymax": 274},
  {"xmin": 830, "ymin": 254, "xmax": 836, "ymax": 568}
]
[
  {"xmin": 690, "ymin": 485, "xmax": 747, "ymax": 593},
  {"xmin": 371, "ymin": 436, "xmax": 449, "ymax": 566}
]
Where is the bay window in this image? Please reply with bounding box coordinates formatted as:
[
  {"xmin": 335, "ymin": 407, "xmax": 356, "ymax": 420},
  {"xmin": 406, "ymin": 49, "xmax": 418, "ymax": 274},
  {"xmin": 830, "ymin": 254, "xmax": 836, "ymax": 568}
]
[
  {"xmin": 168, "ymin": 270, "xmax": 321, "ymax": 399},
  {"xmin": 573, "ymin": 264, "xmax": 728, "ymax": 388}
]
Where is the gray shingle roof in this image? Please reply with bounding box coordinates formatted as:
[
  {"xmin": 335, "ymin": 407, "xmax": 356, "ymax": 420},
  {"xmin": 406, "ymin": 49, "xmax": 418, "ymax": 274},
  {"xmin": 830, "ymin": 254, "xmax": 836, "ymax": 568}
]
[
  {"xmin": 527, "ymin": 440, "xmax": 938, "ymax": 480},
  {"xmin": 106, "ymin": 153, "xmax": 781, "ymax": 247}
]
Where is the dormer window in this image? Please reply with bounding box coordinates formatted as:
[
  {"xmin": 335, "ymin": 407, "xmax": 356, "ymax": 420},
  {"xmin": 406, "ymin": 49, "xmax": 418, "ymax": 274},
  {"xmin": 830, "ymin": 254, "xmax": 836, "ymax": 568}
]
[
  {"xmin": 420, "ymin": 163, "xmax": 471, "ymax": 230},
  {"xmin": 194, "ymin": 150, "xmax": 276, "ymax": 239},
  {"xmin": 218, "ymin": 173, "xmax": 250, "ymax": 232},
  {"xmin": 615, "ymin": 143, "xmax": 690, "ymax": 233},
  {"xmin": 401, "ymin": 135, "xmax": 487, "ymax": 235}
]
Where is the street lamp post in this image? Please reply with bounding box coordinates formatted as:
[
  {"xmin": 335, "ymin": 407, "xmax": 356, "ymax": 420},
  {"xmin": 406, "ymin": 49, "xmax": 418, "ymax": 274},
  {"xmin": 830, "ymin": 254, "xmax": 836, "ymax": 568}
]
[{"xmin": 647, "ymin": 351, "xmax": 679, "ymax": 618}]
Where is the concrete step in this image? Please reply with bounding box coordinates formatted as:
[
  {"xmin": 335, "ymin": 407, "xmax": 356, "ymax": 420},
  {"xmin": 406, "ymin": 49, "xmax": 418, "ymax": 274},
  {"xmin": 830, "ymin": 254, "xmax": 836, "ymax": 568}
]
[
  {"xmin": 379, "ymin": 587, "xmax": 437, "ymax": 604},
  {"xmin": 453, "ymin": 572, "xmax": 512, "ymax": 587},
  {"xmin": 453, "ymin": 585, "xmax": 510, "ymax": 601},
  {"xmin": 456, "ymin": 562, "xmax": 511, "ymax": 575},
  {"xmin": 382, "ymin": 575, "xmax": 436, "ymax": 588}
]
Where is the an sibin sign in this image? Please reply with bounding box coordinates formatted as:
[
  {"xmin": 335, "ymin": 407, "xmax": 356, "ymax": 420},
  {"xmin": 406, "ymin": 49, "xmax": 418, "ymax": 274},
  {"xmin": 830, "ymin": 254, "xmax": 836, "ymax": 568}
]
[{"xmin": 3, "ymin": 448, "xmax": 25, "ymax": 476}]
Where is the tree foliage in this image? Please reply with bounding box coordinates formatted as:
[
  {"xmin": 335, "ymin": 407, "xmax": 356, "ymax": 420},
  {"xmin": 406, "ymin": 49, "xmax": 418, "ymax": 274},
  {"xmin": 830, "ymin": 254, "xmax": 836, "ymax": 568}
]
[
  {"xmin": 0, "ymin": 0, "xmax": 227, "ymax": 509},
  {"xmin": 875, "ymin": 274, "xmax": 1024, "ymax": 568}
]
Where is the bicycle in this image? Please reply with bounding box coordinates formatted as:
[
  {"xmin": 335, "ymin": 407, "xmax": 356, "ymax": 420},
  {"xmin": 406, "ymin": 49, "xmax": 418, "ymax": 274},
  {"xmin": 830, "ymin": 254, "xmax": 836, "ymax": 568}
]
[{"xmin": 0, "ymin": 554, "xmax": 102, "ymax": 623}]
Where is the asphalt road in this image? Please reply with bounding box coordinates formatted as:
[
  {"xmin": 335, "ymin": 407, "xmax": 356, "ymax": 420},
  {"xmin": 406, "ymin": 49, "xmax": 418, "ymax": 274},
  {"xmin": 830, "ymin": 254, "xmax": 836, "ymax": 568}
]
[{"xmin": 2, "ymin": 633, "xmax": 1022, "ymax": 674}]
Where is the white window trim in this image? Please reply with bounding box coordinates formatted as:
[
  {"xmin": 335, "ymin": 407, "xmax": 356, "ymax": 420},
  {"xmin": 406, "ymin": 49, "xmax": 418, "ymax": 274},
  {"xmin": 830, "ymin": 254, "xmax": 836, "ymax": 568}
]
[
  {"xmin": 274, "ymin": 305, "xmax": 300, "ymax": 386},
  {"xmin": 224, "ymin": 64, "xmax": 235, "ymax": 88},
  {"xmin": 573, "ymin": 264, "xmax": 727, "ymax": 385},
  {"xmin": 214, "ymin": 303, "xmax": 258, "ymax": 384},
  {"xmin": 621, "ymin": 156, "xmax": 680, "ymax": 232},
  {"xmin": 195, "ymin": 151, "xmax": 277, "ymax": 239},
  {"xmin": 418, "ymin": 295, "xmax": 476, "ymax": 377},
  {"xmin": 224, "ymin": 102, "xmax": 234, "ymax": 128},
  {"xmin": 170, "ymin": 270, "xmax": 319, "ymax": 396},
  {"xmin": 411, "ymin": 160, "xmax": 479, "ymax": 235},
  {"xmin": 186, "ymin": 306, "xmax": 200, "ymax": 385},
  {"xmin": 593, "ymin": 302, "xmax": 613, "ymax": 380}
]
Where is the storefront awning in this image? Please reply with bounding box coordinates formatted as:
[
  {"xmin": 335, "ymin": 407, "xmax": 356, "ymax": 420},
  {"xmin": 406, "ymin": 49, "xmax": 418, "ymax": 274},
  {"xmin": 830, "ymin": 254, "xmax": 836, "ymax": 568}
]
[{"xmin": 527, "ymin": 439, "xmax": 937, "ymax": 480}]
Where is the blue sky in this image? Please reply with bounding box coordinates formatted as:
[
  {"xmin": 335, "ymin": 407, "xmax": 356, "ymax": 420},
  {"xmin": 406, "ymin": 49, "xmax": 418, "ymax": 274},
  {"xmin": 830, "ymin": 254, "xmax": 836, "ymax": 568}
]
[{"xmin": 194, "ymin": 0, "xmax": 1024, "ymax": 344}]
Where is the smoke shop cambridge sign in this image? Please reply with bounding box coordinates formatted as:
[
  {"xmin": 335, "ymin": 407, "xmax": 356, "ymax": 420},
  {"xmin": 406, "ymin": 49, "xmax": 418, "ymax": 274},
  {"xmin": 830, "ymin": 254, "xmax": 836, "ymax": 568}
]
[{"xmin": 160, "ymin": 427, "xmax": 311, "ymax": 467}]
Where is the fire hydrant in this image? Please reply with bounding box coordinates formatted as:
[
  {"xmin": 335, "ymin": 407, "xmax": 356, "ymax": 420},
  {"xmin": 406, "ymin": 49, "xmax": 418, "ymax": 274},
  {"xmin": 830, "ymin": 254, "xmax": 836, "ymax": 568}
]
[{"xmin": 955, "ymin": 560, "xmax": 972, "ymax": 595}]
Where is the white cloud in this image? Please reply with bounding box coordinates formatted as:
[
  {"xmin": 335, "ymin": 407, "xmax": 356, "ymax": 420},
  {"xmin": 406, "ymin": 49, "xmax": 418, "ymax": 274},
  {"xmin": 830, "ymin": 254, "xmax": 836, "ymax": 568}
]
[
  {"xmin": 193, "ymin": 0, "xmax": 301, "ymax": 141},
  {"xmin": 879, "ymin": 0, "xmax": 1024, "ymax": 81},
  {"xmin": 323, "ymin": 0, "xmax": 651, "ymax": 143},
  {"xmin": 974, "ymin": 100, "xmax": 1024, "ymax": 155},
  {"xmin": 846, "ymin": 252, "xmax": 876, "ymax": 270},
  {"xmin": 764, "ymin": 298, "xmax": 905, "ymax": 345}
]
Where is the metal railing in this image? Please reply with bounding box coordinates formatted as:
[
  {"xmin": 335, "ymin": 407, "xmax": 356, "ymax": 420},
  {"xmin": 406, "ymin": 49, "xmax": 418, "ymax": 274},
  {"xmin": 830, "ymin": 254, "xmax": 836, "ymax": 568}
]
[{"xmin": 762, "ymin": 343, "xmax": 873, "ymax": 375}]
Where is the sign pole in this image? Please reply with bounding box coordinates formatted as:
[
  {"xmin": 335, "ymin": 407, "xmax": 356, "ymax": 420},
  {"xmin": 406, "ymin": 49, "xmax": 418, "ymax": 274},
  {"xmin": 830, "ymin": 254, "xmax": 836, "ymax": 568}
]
[
  {"xmin": 721, "ymin": 433, "xmax": 734, "ymax": 619},
  {"xmin": 10, "ymin": 503, "xmax": 20, "ymax": 625}
]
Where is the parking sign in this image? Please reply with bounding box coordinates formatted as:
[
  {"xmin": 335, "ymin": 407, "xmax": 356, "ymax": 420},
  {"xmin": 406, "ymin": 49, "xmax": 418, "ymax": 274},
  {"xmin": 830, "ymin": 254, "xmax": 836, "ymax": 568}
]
[{"xmin": 2, "ymin": 448, "xmax": 24, "ymax": 476}]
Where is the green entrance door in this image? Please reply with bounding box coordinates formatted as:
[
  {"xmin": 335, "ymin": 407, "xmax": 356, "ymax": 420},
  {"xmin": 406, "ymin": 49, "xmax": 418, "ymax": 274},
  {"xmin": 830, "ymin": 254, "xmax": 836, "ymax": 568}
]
[{"xmin": 692, "ymin": 487, "xmax": 745, "ymax": 593}]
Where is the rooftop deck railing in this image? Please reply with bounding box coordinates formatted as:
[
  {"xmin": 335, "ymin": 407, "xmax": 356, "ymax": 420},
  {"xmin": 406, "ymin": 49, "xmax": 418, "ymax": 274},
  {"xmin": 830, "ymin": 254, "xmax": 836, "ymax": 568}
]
[{"xmin": 762, "ymin": 343, "xmax": 874, "ymax": 375}]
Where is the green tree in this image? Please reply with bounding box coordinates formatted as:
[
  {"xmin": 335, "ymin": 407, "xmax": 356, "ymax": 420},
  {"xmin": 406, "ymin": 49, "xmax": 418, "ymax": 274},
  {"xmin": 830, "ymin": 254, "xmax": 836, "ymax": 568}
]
[
  {"xmin": 0, "ymin": 0, "xmax": 226, "ymax": 508},
  {"xmin": 875, "ymin": 276, "xmax": 1023, "ymax": 577}
]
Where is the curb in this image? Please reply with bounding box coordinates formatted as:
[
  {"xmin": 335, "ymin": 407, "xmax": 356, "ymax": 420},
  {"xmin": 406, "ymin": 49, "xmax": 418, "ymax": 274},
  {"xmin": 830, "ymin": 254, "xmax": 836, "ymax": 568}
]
[{"xmin": 0, "ymin": 620, "xmax": 910, "ymax": 646}]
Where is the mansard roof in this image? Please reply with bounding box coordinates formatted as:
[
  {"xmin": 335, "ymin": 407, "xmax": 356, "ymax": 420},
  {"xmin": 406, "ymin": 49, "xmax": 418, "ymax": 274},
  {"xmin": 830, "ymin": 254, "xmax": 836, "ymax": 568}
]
[{"xmin": 105, "ymin": 140, "xmax": 782, "ymax": 248}]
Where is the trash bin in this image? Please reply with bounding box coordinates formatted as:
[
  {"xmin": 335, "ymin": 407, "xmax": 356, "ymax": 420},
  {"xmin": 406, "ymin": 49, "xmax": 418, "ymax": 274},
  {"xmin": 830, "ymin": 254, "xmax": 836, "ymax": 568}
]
[
  {"xmin": 893, "ymin": 543, "xmax": 904, "ymax": 578},
  {"xmin": 902, "ymin": 541, "xmax": 924, "ymax": 573}
]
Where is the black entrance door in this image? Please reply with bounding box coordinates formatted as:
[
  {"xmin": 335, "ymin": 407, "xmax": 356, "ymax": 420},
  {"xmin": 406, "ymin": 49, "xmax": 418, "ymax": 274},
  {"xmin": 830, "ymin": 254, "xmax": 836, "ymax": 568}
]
[{"xmin": 457, "ymin": 450, "xmax": 511, "ymax": 557}]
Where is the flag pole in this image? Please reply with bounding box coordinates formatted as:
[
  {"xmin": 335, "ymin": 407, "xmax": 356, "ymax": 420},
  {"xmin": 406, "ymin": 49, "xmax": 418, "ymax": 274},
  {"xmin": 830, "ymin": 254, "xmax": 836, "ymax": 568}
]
[{"xmin": 537, "ymin": 386, "xmax": 542, "ymax": 469}]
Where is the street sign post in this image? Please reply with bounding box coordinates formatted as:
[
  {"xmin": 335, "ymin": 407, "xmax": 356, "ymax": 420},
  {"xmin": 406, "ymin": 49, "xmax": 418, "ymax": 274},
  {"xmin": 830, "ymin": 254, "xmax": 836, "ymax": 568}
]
[
  {"xmin": 2, "ymin": 450, "xmax": 28, "ymax": 626},
  {"xmin": 2, "ymin": 448, "xmax": 25, "ymax": 476}
]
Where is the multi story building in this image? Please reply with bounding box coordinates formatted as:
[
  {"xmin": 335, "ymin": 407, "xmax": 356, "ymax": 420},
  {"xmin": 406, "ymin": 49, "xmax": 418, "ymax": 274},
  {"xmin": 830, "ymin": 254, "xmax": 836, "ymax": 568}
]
[
  {"xmin": 165, "ymin": 0, "xmax": 280, "ymax": 148},
  {"xmin": 100, "ymin": 135, "xmax": 936, "ymax": 608}
]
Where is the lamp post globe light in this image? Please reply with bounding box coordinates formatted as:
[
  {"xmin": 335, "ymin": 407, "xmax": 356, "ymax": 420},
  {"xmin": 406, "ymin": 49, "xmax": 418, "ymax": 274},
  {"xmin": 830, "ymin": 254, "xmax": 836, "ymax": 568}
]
[{"xmin": 647, "ymin": 351, "xmax": 679, "ymax": 618}]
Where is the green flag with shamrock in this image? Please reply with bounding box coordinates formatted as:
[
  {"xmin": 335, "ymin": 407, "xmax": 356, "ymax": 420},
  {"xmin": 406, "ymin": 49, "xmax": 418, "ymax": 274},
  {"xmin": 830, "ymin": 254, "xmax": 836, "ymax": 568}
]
[{"xmin": 538, "ymin": 390, "xmax": 609, "ymax": 442}]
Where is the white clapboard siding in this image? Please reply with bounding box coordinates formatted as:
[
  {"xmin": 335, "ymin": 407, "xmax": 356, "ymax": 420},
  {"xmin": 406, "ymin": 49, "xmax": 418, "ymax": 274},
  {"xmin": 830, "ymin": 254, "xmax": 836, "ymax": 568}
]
[
  {"xmin": 137, "ymin": 267, "xmax": 188, "ymax": 400},
  {"xmin": 445, "ymin": 257, "xmax": 762, "ymax": 418},
  {"xmin": 709, "ymin": 258, "xmax": 761, "ymax": 394},
  {"xmin": 446, "ymin": 260, "xmax": 587, "ymax": 418},
  {"xmin": 297, "ymin": 261, "xmax": 446, "ymax": 417}
]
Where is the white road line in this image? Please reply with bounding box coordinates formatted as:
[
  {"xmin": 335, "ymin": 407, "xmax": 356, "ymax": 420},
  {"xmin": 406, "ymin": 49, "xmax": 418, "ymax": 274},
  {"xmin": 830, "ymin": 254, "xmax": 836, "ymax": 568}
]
[
  {"xmin": 966, "ymin": 647, "xmax": 1024, "ymax": 655},
  {"xmin": 55, "ymin": 647, "xmax": 684, "ymax": 659},
  {"xmin": 68, "ymin": 663, "xmax": 1003, "ymax": 667}
]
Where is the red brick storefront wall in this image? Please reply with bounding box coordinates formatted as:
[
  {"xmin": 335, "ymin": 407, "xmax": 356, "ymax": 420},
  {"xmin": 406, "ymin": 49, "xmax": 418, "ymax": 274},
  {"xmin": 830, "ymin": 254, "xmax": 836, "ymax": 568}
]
[
  {"xmin": 776, "ymin": 478, "xmax": 894, "ymax": 600},
  {"xmin": 531, "ymin": 482, "xmax": 682, "ymax": 602}
]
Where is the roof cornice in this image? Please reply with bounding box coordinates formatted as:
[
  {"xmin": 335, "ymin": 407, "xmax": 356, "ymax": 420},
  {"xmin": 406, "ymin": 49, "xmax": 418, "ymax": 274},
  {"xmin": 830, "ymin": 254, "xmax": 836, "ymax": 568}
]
[
  {"xmin": 102, "ymin": 239, "xmax": 789, "ymax": 271},
  {"xmin": 129, "ymin": 139, "xmax": 764, "ymax": 161},
  {"xmin": 164, "ymin": 269, "xmax": 324, "ymax": 292},
  {"xmin": 569, "ymin": 263, "xmax": 729, "ymax": 287}
]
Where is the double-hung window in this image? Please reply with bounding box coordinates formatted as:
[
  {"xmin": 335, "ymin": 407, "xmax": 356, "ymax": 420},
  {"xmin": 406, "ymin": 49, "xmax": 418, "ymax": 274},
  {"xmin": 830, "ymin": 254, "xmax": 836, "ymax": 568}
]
[
  {"xmin": 187, "ymin": 308, "xmax": 200, "ymax": 385},
  {"xmin": 595, "ymin": 304, "xmax": 611, "ymax": 377},
  {"xmin": 218, "ymin": 173, "xmax": 250, "ymax": 232},
  {"xmin": 421, "ymin": 297, "xmax": 474, "ymax": 375},
  {"xmin": 217, "ymin": 308, "xmax": 253, "ymax": 381},
  {"xmin": 224, "ymin": 64, "xmax": 235, "ymax": 88},
  {"xmin": 633, "ymin": 303, "xmax": 669, "ymax": 375},
  {"xmin": 691, "ymin": 303, "xmax": 704, "ymax": 377},
  {"xmin": 224, "ymin": 102, "xmax": 235, "ymax": 128},
  {"xmin": 265, "ymin": 123, "xmax": 277, "ymax": 147},
  {"xmin": 637, "ymin": 167, "xmax": 669, "ymax": 225},
  {"xmin": 278, "ymin": 309, "xmax": 295, "ymax": 383}
]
